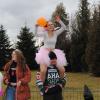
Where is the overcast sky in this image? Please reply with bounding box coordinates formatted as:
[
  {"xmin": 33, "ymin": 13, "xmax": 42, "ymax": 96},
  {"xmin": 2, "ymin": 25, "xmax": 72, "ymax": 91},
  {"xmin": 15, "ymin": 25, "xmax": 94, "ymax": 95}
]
[{"xmin": 0, "ymin": 0, "xmax": 99, "ymax": 42}]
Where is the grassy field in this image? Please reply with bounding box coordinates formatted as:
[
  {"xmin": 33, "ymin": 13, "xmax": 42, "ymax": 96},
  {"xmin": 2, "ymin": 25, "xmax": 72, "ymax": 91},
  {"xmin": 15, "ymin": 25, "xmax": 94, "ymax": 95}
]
[
  {"xmin": 31, "ymin": 72, "xmax": 100, "ymax": 89},
  {"xmin": 1, "ymin": 71, "xmax": 100, "ymax": 100},
  {"xmin": 29, "ymin": 72, "xmax": 100, "ymax": 100}
]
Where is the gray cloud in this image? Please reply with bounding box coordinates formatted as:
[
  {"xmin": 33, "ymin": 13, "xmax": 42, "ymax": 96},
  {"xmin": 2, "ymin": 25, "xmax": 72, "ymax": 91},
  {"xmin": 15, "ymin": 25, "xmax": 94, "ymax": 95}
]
[{"xmin": 0, "ymin": 0, "xmax": 99, "ymax": 42}]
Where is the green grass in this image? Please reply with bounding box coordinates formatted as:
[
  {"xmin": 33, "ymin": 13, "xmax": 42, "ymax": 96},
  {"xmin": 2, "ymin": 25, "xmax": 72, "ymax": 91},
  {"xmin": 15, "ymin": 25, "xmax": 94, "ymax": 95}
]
[{"xmin": 1, "ymin": 71, "xmax": 100, "ymax": 100}]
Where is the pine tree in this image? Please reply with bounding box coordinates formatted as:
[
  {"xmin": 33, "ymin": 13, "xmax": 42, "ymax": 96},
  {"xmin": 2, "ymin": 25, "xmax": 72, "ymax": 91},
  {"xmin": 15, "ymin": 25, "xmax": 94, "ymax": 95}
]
[
  {"xmin": 51, "ymin": 2, "xmax": 69, "ymax": 27},
  {"xmin": 86, "ymin": 4, "xmax": 100, "ymax": 76},
  {"xmin": 70, "ymin": 0, "xmax": 90, "ymax": 72},
  {"xmin": 51, "ymin": 3, "xmax": 70, "ymax": 69},
  {"xmin": 16, "ymin": 26, "xmax": 37, "ymax": 70},
  {"xmin": 0, "ymin": 25, "xmax": 11, "ymax": 69},
  {"xmin": 70, "ymin": 16, "xmax": 83, "ymax": 72}
]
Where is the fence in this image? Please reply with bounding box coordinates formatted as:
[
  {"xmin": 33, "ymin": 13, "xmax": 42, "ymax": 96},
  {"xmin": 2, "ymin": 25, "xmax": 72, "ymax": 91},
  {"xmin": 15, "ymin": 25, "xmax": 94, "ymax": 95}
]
[{"xmin": 31, "ymin": 87, "xmax": 100, "ymax": 100}]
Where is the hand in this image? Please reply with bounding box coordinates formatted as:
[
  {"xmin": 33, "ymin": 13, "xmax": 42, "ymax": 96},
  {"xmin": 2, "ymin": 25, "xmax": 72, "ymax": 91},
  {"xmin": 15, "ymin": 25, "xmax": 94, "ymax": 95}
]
[
  {"xmin": 5, "ymin": 79, "xmax": 9, "ymax": 84},
  {"xmin": 58, "ymin": 84, "xmax": 63, "ymax": 88},
  {"xmin": 17, "ymin": 81, "xmax": 21, "ymax": 87},
  {"xmin": 55, "ymin": 16, "xmax": 61, "ymax": 22}
]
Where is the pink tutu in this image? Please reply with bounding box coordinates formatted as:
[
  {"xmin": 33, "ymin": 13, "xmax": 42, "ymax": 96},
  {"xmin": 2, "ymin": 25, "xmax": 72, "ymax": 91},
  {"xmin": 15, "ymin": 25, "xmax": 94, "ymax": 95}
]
[
  {"xmin": 0, "ymin": 89, "xmax": 3, "ymax": 96},
  {"xmin": 35, "ymin": 47, "xmax": 67, "ymax": 67}
]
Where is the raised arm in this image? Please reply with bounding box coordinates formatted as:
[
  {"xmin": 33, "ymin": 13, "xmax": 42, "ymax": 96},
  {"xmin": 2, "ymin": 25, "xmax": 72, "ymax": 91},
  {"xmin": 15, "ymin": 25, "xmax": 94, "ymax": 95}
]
[{"xmin": 55, "ymin": 16, "xmax": 67, "ymax": 36}]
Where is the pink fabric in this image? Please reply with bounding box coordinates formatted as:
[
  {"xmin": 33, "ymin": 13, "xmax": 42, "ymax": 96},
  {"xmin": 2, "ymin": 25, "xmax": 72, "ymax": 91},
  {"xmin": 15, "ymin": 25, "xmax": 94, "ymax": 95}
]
[
  {"xmin": 54, "ymin": 49, "xmax": 67, "ymax": 67},
  {"xmin": 0, "ymin": 89, "xmax": 3, "ymax": 96},
  {"xmin": 35, "ymin": 47, "xmax": 67, "ymax": 67},
  {"xmin": 35, "ymin": 47, "xmax": 50, "ymax": 65}
]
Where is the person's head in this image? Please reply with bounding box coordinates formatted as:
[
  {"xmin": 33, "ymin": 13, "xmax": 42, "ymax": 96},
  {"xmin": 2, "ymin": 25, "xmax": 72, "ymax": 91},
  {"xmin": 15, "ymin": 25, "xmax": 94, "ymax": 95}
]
[
  {"xmin": 46, "ymin": 21, "xmax": 55, "ymax": 32},
  {"xmin": 49, "ymin": 51, "xmax": 57, "ymax": 65},
  {"xmin": 11, "ymin": 49, "xmax": 26, "ymax": 70}
]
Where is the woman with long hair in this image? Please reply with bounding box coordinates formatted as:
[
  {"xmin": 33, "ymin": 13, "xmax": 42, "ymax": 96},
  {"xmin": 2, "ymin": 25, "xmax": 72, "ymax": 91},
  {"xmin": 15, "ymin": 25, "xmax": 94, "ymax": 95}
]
[
  {"xmin": 3, "ymin": 49, "xmax": 31, "ymax": 100},
  {"xmin": 35, "ymin": 16, "xmax": 67, "ymax": 82}
]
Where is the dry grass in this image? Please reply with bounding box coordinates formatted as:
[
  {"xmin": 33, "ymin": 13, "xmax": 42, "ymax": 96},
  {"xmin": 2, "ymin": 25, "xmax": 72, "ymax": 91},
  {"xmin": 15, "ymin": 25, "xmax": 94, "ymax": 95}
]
[
  {"xmin": 31, "ymin": 71, "xmax": 100, "ymax": 89},
  {"xmin": 66, "ymin": 72, "xmax": 100, "ymax": 89},
  {"xmin": 29, "ymin": 71, "xmax": 100, "ymax": 100},
  {"xmin": 0, "ymin": 71, "xmax": 100, "ymax": 100}
]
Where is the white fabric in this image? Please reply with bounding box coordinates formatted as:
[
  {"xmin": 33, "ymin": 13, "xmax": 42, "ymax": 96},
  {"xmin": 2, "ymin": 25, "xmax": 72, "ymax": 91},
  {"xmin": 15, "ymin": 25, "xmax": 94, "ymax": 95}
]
[{"xmin": 35, "ymin": 20, "xmax": 66, "ymax": 49}]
